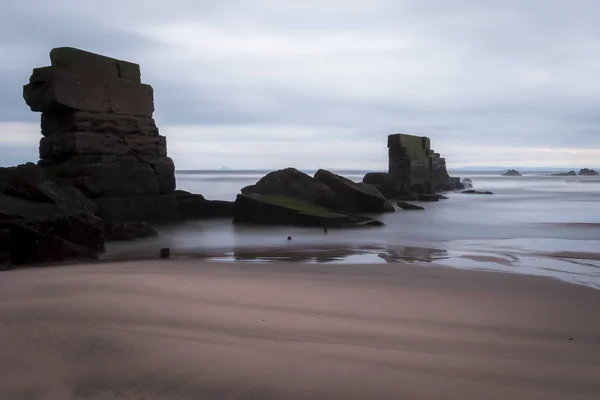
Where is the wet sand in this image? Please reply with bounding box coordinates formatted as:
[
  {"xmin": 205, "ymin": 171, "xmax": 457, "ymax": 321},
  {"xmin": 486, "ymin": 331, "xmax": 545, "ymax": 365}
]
[{"xmin": 1, "ymin": 260, "xmax": 599, "ymax": 399}]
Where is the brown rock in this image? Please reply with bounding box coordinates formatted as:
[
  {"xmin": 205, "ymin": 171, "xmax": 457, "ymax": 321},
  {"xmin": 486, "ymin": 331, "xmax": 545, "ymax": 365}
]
[
  {"xmin": 314, "ymin": 169, "xmax": 394, "ymax": 214},
  {"xmin": 41, "ymin": 110, "xmax": 159, "ymax": 137},
  {"xmin": 50, "ymin": 47, "xmax": 141, "ymax": 83},
  {"xmin": 39, "ymin": 131, "xmax": 167, "ymax": 159},
  {"xmin": 23, "ymin": 66, "xmax": 154, "ymax": 117}
]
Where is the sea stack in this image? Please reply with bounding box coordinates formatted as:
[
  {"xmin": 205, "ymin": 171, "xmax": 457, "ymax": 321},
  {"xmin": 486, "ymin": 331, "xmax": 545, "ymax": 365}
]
[
  {"xmin": 387, "ymin": 133, "xmax": 459, "ymax": 193},
  {"xmin": 22, "ymin": 47, "xmax": 179, "ymax": 222}
]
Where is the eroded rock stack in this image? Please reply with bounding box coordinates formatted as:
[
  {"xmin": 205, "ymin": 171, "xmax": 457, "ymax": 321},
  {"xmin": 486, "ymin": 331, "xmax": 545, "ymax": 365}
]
[
  {"xmin": 387, "ymin": 133, "xmax": 460, "ymax": 193},
  {"xmin": 22, "ymin": 47, "xmax": 178, "ymax": 222}
]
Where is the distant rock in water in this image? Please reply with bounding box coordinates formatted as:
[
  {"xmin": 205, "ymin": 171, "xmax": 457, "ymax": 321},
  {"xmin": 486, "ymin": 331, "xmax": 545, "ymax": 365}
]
[
  {"xmin": 397, "ymin": 202, "xmax": 424, "ymax": 210},
  {"xmin": 552, "ymin": 171, "xmax": 577, "ymax": 177},
  {"xmin": 461, "ymin": 178, "xmax": 473, "ymax": 189},
  {"xmin": 579, "ymin": 168, "xmax": 599, "ymax": 176},
  {"xmin": 501, "ymin": 169, "xmax": 522, "ymax": 176},
  {"xmin": 462, "ymin": 190, "xmax": 494, "ymax": 195}
]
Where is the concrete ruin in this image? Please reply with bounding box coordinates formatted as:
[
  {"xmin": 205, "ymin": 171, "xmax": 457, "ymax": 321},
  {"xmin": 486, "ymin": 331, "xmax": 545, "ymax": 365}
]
[
  {"xmin": 22, "ymin": 47, "xmax": 178, "ymax": 222},
  {"xmin": 387, "ymin": 133, "xmax": 458, "ymax": 193}
]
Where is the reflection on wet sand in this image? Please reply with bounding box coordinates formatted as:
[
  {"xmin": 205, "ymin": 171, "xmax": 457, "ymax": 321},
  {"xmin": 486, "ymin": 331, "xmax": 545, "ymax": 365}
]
[{"xmin": 377, "ymin": 246, "xmax": 449, "ymax": 263}]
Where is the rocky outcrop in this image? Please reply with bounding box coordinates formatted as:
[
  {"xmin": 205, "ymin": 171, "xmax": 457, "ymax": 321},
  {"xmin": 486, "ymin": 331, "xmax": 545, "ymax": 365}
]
[
  {"xmin": 0, "ymin": 221, "xmax": 97, "ymax": 265},
  {"xmin": 242, "ymin": 168, "xmax": 339, "ymax": 208},
  {"xmin": 23, "ymin": 47, "xmax": 177, "ymax": 223},
  {"xmin": 397, "ymin": 202, "xmax": 424, "ymax": 210},
  {"xmin": 579, "ymin": 168, "xmax": 599, "ymax": 176},
  {"xmin": 462, "ymin": 190, "xmax": 494, "ymax": 195},
  {"xmin": 233, "ymin": 194, "xmax": 383, "ymax": 228},
  {"xmin": 20, "ymin": 213, "xmax": 104, "ymax": 252},
  {"xmin": 362, "ymin": 172, "xmax": 407, "ymax": 199},
  {"xmin": 0, "ymin": 163, "xmax": 105, "ymax": 265},
  {"xmin": 387, "ymin": 134, "xmax": 462, "ymax": 193},
  {"xmin": 552, "ymin": 171, "xmax": 577, "ymax": 177},
  {"xmin": 314, "ymin": 169, "xmax": 394, "ymax": 213},
  {"xmin": 0, "ymin": 164, "xmax": 99, "ymax": 224},
  {"xmin": 502, "ymin": 169, "xmax": 522, "ymax": 176},
  {"xmin": 175, "ymin": 191, "xmax": 235, "ymax": 220}
]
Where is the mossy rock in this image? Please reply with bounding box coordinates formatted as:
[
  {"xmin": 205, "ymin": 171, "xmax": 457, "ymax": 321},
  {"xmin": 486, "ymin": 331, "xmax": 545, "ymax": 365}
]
[{"xmin": 233, "ymin": 194, "xmax": 383, "ymax": 228}]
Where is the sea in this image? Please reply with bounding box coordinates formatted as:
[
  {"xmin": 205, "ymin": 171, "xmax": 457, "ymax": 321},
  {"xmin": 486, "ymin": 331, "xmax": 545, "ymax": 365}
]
[{"xmin": 105, "ymin": 169, "xmax": 600, "ymax": 289}]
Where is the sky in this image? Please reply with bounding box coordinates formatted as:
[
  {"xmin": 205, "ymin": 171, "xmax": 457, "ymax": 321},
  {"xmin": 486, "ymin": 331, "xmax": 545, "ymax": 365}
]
[{"xmin": 1, "ymin": 0, "xmax": 599, "ymax": 170}]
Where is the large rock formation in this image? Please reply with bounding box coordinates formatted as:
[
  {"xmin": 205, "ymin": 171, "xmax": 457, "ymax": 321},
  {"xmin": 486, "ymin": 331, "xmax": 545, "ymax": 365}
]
[
  {"xmin": 23, "ymin": 47, "xmax": 177, "ymax": 222},
  {"xmin": 21, "ymin": 47, "xmax": 234, "ymax": 225},
  {"xmin": 387, "ymin": 133, "xmax": 461, "ymax": 193}
]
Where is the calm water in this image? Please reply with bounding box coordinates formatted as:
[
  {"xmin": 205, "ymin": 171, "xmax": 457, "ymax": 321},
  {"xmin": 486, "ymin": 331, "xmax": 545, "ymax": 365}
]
[{"xmin": 106, "ymin": 170, "xmax": 600, "ymax": 289}]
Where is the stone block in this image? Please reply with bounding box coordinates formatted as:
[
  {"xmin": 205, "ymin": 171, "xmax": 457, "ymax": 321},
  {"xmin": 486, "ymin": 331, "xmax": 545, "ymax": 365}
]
[
  {"xmin": 50, "ymin": 47, "xmax": 141, "ymax": 83},
  {"xmin": 94, "ymin": 194, "xmax": 180, "ymax": 224},
  {"xmin": 151, "ymin": 157, "xmax": 176, "ymax": 194},
  {"xmin": 39, "ymin": 155, "xmax": 161, "ymax": 198},
  {"xmin": 23, "ymin": 66, "xmax": 154, "ymax": 117},
  {"xmin": 39, "ymin": 132, "xmax": 167, "ymax": 159},
  {"xmin": 41, "ymin": 111, "xmax": 159, "ymax": 137}
]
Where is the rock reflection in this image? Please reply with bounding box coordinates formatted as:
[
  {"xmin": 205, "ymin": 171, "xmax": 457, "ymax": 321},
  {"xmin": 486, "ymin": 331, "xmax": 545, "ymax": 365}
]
[{"xmin": 378, "ymin": 246, "xmax": 449, "ymax": 264}]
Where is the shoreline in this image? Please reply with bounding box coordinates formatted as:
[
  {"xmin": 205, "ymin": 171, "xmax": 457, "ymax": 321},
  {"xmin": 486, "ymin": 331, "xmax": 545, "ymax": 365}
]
[
  {"xmin": 99, "ymin": 238, "xmax": 600, "ymax": 290},
  {"xmin": 1, "ymin": 259, "xmax": 599, "ymax": 399}
]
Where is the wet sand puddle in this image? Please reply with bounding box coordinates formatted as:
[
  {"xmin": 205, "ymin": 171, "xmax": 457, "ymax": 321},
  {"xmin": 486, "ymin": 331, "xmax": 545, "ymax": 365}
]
[{"xmin": 101, "ymin": 239, "xmax": 600, "ymax": 290}]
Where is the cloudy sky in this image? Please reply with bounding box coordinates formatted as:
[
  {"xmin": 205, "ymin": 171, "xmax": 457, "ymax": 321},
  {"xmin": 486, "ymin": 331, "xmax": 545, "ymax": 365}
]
[{"xmin": 1, "ymin": 0, "xmax": 599, "ymax": 170}]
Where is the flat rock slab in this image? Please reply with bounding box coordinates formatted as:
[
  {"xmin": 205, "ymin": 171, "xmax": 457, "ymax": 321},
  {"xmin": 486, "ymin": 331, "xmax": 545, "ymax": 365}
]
[
  {"xmin": 39, "ymin": 132, "xmax": 167, "ymax": 159},
  {"xmin": 397, "ymin": 201, "xmax": 424, "ymax": 210},
  {"xmin": 41, "ymin": 111, "xmax": 159, "ymax": 137},
  {"xmin": 50, "ymin": 47, "xmax": 141, "ymax": 83},
  {"xmin": 233, "ymin": 194, "xmax": 383, "ymax": 228},
  {"xmin": 23, "ymin": 67, "xmax": 154, "ymax": 117}
]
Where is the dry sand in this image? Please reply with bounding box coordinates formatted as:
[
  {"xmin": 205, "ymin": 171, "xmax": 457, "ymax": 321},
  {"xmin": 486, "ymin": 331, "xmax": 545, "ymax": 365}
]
[{"xmin": 1, "ymin": 260, "xmax": 599, "ymax": 400}]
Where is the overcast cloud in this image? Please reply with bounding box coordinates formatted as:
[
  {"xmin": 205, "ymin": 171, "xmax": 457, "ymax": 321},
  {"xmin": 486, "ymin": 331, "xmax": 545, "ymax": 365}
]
[{"xmin": 1, "ymin": 0, "xmax": 599, "ymax": 169}]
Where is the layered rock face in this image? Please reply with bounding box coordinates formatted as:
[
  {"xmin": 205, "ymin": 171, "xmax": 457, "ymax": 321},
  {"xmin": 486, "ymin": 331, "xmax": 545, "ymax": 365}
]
[
  {"xmin": 387, "ymin": 133, "xmax": 459, "ymax": 193},
  {"xmin": 22, "ymin": 47, "xmax": 179, "ymax": 223}
]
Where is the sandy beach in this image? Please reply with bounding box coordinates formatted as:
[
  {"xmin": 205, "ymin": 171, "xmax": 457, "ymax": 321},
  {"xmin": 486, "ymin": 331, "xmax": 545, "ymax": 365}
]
[{"xmin": 1, "ymin": 260, "xmax": 599, "ymax": 399}]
